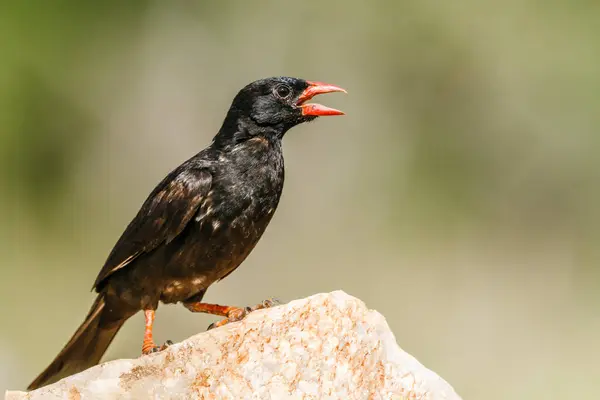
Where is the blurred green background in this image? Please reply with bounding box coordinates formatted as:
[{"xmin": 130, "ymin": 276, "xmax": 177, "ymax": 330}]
[{"xmin": 2, "ymin": 1, "xmax": 599, "ymax": 398}]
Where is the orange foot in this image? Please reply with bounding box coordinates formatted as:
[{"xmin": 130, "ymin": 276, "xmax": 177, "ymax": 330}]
[
  {"xmin": 141, "ymin": 309, "xmax": 173, "ymax": 355},
  {"xmin": 183, "ymin": 298, "xmax": 281, "ymax": 330},
  {"xmin": 207, "ymin": 298, "xmax": 281, "ymax": 330}
]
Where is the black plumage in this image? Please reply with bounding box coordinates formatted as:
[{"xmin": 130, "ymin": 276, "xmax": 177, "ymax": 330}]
[{"xmin": 28, "ymin": 76, "xmax": 345, "ymax": 390}]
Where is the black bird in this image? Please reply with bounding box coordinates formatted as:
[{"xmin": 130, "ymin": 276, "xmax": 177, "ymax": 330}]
[{"xmin": 28, "ymin": 77, "xmax": 346, "ymax": 390}]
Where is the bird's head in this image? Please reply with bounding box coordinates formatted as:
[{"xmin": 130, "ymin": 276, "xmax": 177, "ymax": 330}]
[{"xmin": 215, "ymin": 77, "xmax": 346, "ymax": 147}]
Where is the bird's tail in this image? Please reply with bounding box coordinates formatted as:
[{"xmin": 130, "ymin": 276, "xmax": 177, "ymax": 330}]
[{"xmin": 27, "ymin": 294, "xmax": 125, "ymax": 390}]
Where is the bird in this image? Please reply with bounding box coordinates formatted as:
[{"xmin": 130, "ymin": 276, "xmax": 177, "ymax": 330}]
[{"xmin": 28, "ymin": 76, "xmax": 346, "ymax": 390}]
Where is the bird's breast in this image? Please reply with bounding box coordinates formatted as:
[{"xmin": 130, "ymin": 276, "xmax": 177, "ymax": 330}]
[{"xmin": 164, "ymin": 144, "xmax": 284, "ymax": 288}]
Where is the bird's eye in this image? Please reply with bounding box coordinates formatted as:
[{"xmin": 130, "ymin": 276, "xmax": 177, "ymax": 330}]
[{"xmin": 274, "ymin": 85, "xmax": 291, "ymax": 99}]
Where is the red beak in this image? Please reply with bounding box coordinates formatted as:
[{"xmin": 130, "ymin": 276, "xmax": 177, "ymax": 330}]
[{"xmin": 297, "ymin": 81, "xmax": 347, "ymax": 116}]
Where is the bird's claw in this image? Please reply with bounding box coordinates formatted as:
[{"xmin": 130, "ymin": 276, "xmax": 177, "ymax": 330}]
[
  {"xmin": 206, "ymin": 298, "xmax": 282, "ymax": 331},
  {"xmin": 143, "ymin": 340, "xmax": 173, "ymax": 354},
  {"xmin": 260, "ymin": 297, "xmax": 281, "ymax": 308},
  {"xmin": 206, "ymin": 306, "xmax": 248, "ymax": 331}
]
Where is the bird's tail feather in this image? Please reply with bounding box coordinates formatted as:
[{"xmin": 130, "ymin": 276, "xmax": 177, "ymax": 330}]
[{"xmin": 27, "ymin": 294, "xmax": 125, "ymax": 390}]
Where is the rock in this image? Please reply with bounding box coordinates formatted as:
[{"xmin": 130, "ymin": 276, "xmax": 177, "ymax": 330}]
[{"xmin": 6, "ymin": 291, "xmax": 461, "ymax": 399}]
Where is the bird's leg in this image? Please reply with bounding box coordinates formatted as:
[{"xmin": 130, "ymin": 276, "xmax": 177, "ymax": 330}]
[
  {"xmin": 183, "ymin": 298, "xmax": 281, "ymax": 330},
  {"xmin": 141, "ymin": 309, "xmax": 173, "ymax": 355}
]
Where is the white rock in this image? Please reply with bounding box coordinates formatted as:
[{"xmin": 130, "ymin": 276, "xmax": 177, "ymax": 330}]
[{"xmin": 6, "ymin": 291, "xmax": 461, "ymax": 400}]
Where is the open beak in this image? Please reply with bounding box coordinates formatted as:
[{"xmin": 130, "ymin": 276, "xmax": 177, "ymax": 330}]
[{"xmin": 297, "ymin": 81, "xmax": 347, "ymax": 116}]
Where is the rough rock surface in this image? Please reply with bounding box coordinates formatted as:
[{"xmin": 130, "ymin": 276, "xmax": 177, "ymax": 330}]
[{"xmin": 6, "ymin": 291, "xmax": 461, "ymax": 399}]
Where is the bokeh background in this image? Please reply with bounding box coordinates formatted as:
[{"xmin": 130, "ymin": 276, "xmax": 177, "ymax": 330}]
[{"xmin": 2, "ymin": 1, "xmax": 599, "ymax": 398}]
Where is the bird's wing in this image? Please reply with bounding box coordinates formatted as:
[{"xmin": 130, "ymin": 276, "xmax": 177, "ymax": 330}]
[{"xmin": 92, "ymin": 167, "xmax": 213, "ymax": 290}]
